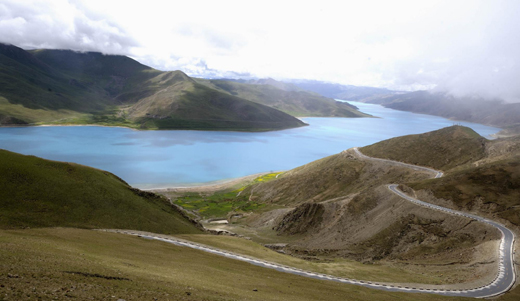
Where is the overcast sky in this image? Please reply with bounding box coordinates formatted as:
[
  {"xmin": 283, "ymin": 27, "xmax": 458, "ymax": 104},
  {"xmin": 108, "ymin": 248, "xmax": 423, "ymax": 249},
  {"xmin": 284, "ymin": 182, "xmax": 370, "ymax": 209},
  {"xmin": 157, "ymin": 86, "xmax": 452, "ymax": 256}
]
[{"xmin": 1, "ymin": 0, "xmax": 520, "ymax": 102}]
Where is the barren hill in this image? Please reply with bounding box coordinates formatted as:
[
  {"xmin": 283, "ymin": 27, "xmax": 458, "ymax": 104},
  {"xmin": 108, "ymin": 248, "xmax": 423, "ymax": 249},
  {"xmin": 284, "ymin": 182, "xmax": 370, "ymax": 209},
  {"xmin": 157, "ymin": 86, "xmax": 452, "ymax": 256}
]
[{"xmin": 216, "ymin": 126, "xmax": 519, "ymax": 287}]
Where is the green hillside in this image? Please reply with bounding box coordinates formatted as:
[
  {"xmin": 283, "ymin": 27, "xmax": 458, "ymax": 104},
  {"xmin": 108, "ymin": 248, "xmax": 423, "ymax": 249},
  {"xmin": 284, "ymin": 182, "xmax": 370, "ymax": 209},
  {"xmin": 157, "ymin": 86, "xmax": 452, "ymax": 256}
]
[
  {"xmin": 0, "ymin": 44, "xmax": 109, "ymax": 118},
  {"xmin": 126, "ymin": 72, "xmax": 306, "ymax": 131},
  {"xmin": 0, "ymin": 44, "xmax": 306, "ymax": 131},
  {"xmin": 0, "ymin": 149, "xmax": 202, "ymax": 234},
  {"xmin": 197, "ymin": 78, "xmax": 370, "ymax": 117}
]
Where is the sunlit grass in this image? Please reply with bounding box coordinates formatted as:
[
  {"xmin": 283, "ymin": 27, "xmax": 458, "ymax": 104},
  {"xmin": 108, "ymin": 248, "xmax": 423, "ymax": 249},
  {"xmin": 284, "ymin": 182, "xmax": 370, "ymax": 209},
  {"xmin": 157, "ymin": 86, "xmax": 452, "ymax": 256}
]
[{"xmin": 173, "ymin": 173, "xmax": 283, "ymax": 219}]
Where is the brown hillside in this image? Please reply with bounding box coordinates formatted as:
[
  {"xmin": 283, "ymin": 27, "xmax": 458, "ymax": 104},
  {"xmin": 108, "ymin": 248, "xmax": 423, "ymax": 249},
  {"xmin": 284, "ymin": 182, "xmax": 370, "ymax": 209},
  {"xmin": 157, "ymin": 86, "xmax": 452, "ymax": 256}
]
[
  {"xmin": 242, "ymin": 149, "xmax": 432, "ymax": 206},
  {"xmin": 360, "ymin": 126, "xmax": 487, "ymax": 171}
]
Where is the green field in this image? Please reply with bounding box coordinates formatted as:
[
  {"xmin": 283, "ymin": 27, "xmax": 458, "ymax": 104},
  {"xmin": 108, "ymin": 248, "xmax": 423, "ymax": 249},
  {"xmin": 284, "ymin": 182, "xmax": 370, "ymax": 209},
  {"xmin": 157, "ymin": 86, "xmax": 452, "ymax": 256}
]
[
  {"xmin": 174, "ymin": 191, "xmax": 265, "ymax": 219},
  {"xmin": 173, "ymin": 173, "xmax": 284, "ymax": 219}
]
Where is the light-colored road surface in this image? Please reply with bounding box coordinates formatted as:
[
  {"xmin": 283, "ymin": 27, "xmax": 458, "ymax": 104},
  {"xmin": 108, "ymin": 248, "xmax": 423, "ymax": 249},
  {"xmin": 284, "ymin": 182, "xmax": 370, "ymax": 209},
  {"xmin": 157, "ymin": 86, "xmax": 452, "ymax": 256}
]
[
  {"xmin": 109, "ymin": 147, "xmax": 516, "ymax": 298},
  {"xmin": 353, "ymin": 147, "xmax": 516, "ymax": 298}
]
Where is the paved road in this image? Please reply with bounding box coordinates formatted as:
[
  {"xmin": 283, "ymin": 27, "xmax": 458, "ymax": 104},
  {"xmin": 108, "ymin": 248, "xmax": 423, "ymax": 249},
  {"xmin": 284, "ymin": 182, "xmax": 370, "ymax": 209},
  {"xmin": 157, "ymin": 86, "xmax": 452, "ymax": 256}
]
[
  {"xmin": 109, "ymin": 147, "xmax": 516, "ymax": 298},
  {"xmin": 353, "ymin": 147, "xmax": 516, "ymax": 298}
]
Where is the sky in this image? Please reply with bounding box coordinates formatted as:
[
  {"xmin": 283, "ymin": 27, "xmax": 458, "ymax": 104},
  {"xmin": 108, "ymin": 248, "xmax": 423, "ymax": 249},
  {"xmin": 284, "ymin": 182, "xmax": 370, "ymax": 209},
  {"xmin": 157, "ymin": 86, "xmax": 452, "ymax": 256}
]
[{"xmin": 1, "ymin": 0, "xmax": 520, "ymax": 102}]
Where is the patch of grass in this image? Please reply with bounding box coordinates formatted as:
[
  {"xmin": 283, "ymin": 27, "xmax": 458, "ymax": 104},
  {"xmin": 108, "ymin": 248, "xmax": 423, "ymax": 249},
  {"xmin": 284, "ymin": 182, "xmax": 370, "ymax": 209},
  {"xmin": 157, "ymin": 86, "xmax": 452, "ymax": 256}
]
[
  {"xmin": 174, "ymin": 190, "xmax": 265, "ymax": 219},
  {"xmin": 0, "ymin": 149, "xmax": 201, "ymax": 234},
  {"xmin": 0, "ymin": 228, "xmax": 469, "ymax": 301},
  {"xmin": 498, "ymin": 284, "xmax": 520, "ymax": 300},
  {"xmin": 253, "ymin": 172, "xmax": 283, "ymax": 183},
  {"xmin": 173, "ymin": 174, "xmax": 284, "ymax": 219},
  {"xmin": 0, "ymin": 96, "xmax": 83, "ymax": 124},
  {"xmin": 50, "ymin": 111, "xmax": 141, "ymax": 129}
]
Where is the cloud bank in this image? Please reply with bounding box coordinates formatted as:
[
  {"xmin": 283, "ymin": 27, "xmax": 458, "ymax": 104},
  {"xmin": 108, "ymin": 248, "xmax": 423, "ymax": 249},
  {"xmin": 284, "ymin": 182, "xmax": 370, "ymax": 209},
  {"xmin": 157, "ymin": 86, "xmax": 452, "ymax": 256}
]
[
  {"xmin": 0, "ymin": 0, "xmax": 138, "ymax": 54},
  {"xmin": 1, "ymin": 0, "xmax": 520, "ymax": 102}
]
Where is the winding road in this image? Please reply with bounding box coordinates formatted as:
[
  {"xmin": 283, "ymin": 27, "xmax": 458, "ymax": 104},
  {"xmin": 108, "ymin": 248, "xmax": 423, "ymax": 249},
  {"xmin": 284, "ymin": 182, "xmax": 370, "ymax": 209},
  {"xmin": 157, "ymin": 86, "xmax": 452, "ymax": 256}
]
[
  {"xmin": 110, "ymin": 147, "xmax": 516, "ymax": 298},
  {"xmin": 353, "ymin": 147, "xmax": 516, "ymax": 298}
]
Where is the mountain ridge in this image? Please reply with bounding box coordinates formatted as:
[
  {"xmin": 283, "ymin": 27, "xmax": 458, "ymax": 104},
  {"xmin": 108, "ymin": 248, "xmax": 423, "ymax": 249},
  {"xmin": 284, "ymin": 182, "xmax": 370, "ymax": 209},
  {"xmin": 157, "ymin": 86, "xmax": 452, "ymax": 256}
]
[{"xmin": 2, "ymin": 43, "xmax": 358, "ymax": 131}]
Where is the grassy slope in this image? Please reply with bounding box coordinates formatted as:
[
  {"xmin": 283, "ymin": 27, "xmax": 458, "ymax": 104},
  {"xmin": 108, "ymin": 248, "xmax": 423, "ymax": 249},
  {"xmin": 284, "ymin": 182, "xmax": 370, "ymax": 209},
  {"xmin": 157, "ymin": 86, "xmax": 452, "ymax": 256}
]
[
  {"xmin": 0, "ymin": 228, "xmax": 469, "ymax": 301},
  {"xmin": 0, "ymin": 149, "xmax": 201, "ymax": 234},
  {"xmin": 361, "ymin": 126, "xmax": 487, "ymax": 170},
  {"xmin": 177, "ymin": 234, "xmax": 448, "ymax": 284},
  {"xmin": 0, "ymin": 45, "xmax": 110, "ymax": 119},
  {"xmin": 196, "ymin": 79, "xmax": 370, "ymax": 118}
]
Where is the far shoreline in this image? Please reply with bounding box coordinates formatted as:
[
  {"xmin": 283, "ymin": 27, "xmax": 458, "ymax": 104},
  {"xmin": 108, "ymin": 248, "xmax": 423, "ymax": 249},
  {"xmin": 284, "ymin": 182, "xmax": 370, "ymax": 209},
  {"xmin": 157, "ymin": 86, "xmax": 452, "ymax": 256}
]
[
  {"xmin": 140, "ymin": 171, "xmax": 282, "ymax": 194},
  {"xmin": 1, "ymin": 122, "xmax": 309, "ymax": 133}
]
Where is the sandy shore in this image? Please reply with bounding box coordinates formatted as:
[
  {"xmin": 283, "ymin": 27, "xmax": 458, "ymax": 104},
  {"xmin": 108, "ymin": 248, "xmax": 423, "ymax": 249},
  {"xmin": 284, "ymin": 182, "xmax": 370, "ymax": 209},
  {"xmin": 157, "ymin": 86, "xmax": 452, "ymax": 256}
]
[{"xmin": 145, "ymin": 171, "xmax": 280, "ymax": 194}]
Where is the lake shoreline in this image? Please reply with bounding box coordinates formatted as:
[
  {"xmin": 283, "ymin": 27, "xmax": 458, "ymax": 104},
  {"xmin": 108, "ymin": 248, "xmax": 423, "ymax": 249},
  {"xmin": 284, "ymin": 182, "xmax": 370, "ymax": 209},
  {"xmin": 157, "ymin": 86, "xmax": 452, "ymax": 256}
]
[
  {"xmin": 7, "ymin": 122, "xmax": 309, "ymax": 133},
  {"xmin": 0, "ymin": 102, "xmax": 501, "ymax": 188},
  {"xmin": 143, "ymin": 172, "xmax": 279, "ymax": 194}
]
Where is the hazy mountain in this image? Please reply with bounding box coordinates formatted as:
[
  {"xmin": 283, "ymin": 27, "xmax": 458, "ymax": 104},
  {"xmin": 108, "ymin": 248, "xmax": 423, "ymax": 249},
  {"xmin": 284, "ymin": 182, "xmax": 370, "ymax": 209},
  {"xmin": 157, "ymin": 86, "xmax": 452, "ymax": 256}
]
[
  {"xmin": 359, "ymin": 90, "xmax": 520, "ymax": 129},
  {"xmin": 197, "ymin": 78, "xmax": 370, "ymax": 117},
  {"xmin": 286, "ymin": 79, "xmax": 398, "ymax": 101}
]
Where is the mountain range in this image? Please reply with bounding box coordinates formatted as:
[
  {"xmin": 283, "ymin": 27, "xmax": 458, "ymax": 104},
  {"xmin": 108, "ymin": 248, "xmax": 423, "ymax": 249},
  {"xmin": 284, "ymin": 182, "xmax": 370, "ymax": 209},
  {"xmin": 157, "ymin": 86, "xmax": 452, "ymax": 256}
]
[
  {"xmin": 359, "ymin": 91, "xmax": 520, "ymax": 130},
  {"xmin": 0, "ymin": 43, "xmax": 368, "ymax": 131}
]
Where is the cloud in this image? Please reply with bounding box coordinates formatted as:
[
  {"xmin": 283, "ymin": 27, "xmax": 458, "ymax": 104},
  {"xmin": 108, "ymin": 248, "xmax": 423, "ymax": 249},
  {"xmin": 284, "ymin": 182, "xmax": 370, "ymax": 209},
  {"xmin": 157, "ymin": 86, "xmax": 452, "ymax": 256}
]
[
  {"xmin": 369, "ymin": 0, "xmax": 520, "ymax": 102},
  {"xmin": 1, "ymin": 0, "xmax": 520, "ymax": 102},
  {"xmin": 0, "ymin": 0, "xmax": 138, "ymax": 54}
]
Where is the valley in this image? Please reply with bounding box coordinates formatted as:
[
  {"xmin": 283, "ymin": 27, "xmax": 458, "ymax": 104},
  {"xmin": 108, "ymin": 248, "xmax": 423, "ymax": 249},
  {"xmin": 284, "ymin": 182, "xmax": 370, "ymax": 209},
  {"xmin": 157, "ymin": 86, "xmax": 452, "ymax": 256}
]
[
  {"xmin": 1, "ymin": 125, "xmax": 519, "ymax": 300},
  {"xmin": 2, "ymin": 2, "xmax": 519, "ymax": 300}
]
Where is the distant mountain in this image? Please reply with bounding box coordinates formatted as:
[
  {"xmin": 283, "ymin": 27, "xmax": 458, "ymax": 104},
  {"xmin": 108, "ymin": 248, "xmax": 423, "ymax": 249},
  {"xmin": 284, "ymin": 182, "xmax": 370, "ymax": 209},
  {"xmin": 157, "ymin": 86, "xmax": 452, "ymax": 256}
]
[
  {"xmin": 0, "ymin": 44, "xmax": 309, "ymax": 131},
  {"xmin": 286, "ymin": 79, "xmax": 398, "ymax": 101},
  {"xmin": 197, "ymin": 78, "xmax": 370, "ymax": 117},
  {"xmin": 359, "ymin": 90, "xmax": 520, "ymax": 129},
  {"xmin": 222, "ymin": 77, "xmax": 304, "ymax": 92}
]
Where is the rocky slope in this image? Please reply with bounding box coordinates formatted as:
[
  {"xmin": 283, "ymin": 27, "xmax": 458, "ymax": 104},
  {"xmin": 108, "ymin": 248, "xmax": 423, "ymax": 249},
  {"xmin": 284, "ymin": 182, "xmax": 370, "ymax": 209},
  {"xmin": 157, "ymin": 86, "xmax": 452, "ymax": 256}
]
[{"xmin": 227, "ymin": 126, "xmax": 518, "ymax": 285}]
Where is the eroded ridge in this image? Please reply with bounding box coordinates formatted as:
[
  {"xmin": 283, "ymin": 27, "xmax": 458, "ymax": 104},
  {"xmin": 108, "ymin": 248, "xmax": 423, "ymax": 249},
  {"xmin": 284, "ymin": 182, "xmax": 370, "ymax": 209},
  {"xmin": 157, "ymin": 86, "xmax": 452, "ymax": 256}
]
[
  {"xmin": 105, "ymin": 147, "xmax": 516, "ymax": 298},
  {"xmin": 354, "ymin": 147, "xmax": 516, "ymax": 298}
]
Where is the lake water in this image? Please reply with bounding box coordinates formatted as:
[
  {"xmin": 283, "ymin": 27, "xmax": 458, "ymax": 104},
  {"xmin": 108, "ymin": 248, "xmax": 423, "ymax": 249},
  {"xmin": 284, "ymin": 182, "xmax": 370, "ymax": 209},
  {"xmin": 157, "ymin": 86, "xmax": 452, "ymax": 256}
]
[{"xmin": 0, "ymin": 102, "xmax": 500, "ymax": 189}]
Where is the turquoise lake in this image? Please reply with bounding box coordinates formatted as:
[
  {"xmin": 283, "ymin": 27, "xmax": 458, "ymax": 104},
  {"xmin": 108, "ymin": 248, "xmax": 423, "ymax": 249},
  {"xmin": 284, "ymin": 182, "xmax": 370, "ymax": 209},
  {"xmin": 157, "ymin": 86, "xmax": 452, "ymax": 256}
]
[{"xmin": 0, "ymin": 102, "xmax": 500, "ymax": 189}]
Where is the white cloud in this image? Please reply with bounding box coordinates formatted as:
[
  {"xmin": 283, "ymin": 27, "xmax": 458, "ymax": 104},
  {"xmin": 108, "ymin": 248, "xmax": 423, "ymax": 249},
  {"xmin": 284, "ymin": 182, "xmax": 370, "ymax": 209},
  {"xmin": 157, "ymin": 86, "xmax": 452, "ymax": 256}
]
[
  {"xmin": 0, "ymin": 0, "xmax": 138, "ymax": 54},
  {"xmin": 1, "ymin": 0, "xmax": 520, "ymax": 102}
]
